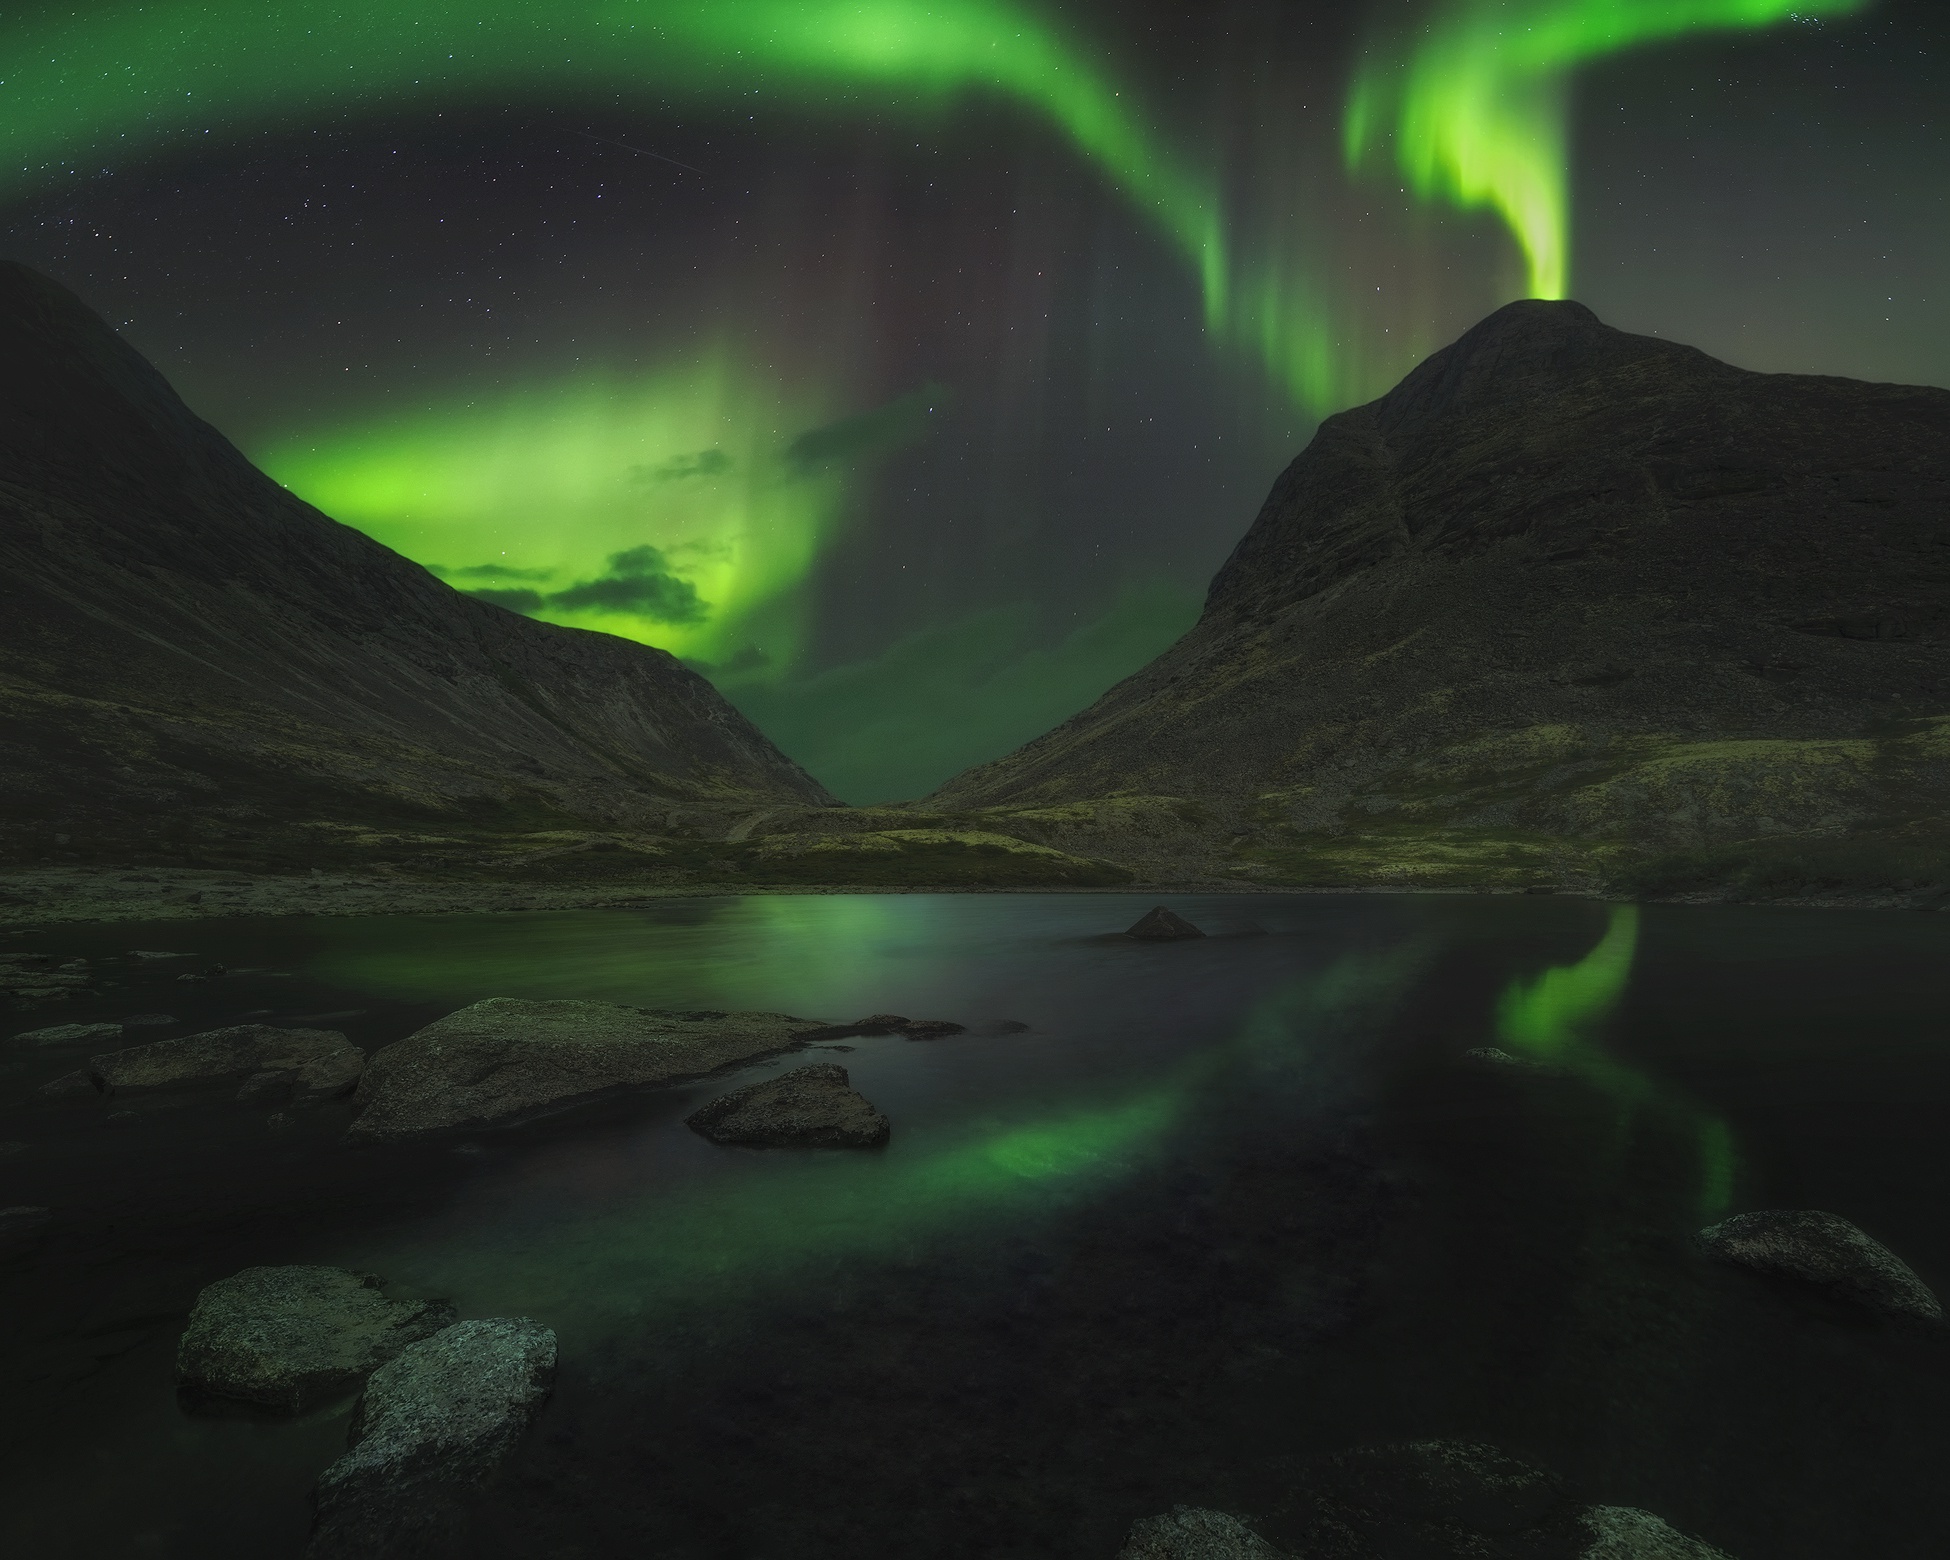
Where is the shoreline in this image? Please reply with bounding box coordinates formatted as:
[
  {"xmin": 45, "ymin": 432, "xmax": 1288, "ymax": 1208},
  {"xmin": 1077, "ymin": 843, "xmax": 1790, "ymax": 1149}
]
[{"xmin": 0, "ymin": 866, "xmax": 1938, "ymax": 930}]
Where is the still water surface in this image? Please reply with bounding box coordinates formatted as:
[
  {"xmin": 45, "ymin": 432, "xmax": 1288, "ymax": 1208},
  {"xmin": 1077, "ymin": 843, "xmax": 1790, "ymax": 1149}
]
[{"xmin": 2, "ymin": 893, "xmax": 1947, "ymax": 1558}]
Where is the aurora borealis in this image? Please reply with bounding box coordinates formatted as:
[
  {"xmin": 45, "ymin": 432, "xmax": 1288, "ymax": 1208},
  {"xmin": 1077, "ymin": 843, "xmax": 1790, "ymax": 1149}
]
[{"xmin": 6, "ymin": 0, "xmax": 1943, "ymax": 800}]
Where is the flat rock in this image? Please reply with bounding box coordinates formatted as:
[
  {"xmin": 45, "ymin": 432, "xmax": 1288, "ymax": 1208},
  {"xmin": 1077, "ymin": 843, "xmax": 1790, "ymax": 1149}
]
[
  {"xmin": 1580, "ymin": 1506, "xmax": 1735, "ymax": 1559},
  {"xmin": 794, "ymin": 1012, "xmax": 966, "ymax": 1041},
  {"xmin": 1699, "ymin": 1209, "xmax": 1942, "ymax": 1322},
  {"xmin": 88, "ymin": 1023, "xmax": 363, "ymax": 1102},
  {"xmin": 177, "ymin": 1265, "xmax": 456, "ymax": 1413},
  {"xmin": 686, "ymin": 1063, "xmax": 890, "ymax": 1148},
  {"xmin": 0, "ymin": 1205, "xmax": 52, "ymax": 1259},
  {"xmin": 1119, "ymin": 1506, "xmax": 1290, "ymax": 1559},
  {"xmin": 1125, "ymin": 907, "xmax": 1206, "ymax": 941},
  {"xmin": 310, "ymin": 1317, "xmax": 557, "ymax": 1559},
  {"xmin": 12, "ymin": 1022, "xmax": 122, "ymax": 1047},
  {"xmin": 349, "ymin": 998, "xmax": 819, "ymax": 1142}
]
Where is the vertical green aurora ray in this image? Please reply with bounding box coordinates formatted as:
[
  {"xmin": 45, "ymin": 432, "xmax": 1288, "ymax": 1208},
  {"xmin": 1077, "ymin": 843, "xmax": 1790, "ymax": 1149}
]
[
  {"xmin": 1495, "ymin": 905, "xmax": 1734, "ymax": 1218},
  {"xmin": 1343, "ymin": 0, "xmax": 1872, "ymax": 301}
]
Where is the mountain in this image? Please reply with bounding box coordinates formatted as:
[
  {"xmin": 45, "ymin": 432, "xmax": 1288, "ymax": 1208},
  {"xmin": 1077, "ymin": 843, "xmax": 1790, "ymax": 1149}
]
[
  {"xmin": 909, "ymin": 300, "xmax": 1950, "ymax": 899},
  {"xmin": 0, "ymin": 262, "xmax": 836, "ymax": 875}
]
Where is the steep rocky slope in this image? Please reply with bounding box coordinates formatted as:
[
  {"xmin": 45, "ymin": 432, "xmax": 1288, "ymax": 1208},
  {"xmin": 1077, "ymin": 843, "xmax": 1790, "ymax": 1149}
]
[
  {"xmin": 0, "ymin": 263, "xmax": 836, "ymax": 873},
  {"xmin": 909, "ymin": 301, "xmax": 1950, "ymax": 897}
]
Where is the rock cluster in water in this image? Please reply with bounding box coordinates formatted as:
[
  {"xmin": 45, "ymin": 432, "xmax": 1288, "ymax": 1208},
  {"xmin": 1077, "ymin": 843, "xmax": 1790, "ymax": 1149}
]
[
  {"xmin": 1124, "ymin": 907, "xmax": 1207, "ymax": 941},
  {"xmin": 38, "ymin": 1023, "xmax": 364, "ymax": 1106},
  {"xmin": 793, "ymin": 1012, "xmax": 967, "ymax": 1041},
  {"xmin": 309, "ymin": 1317, "xmax": 557, "ymax": 1559},
  {"xmin": 176, "ymin": 1266, "xmax": 456, "ymax": 1413},
  {"xmin": 1699, "ymin": 1208, "xmax": 1943, "ymax": 1323},
  {"xmin": 347, "ymin": 998, "xmax": 822, "ymax": 1141},
  {"xmin": 686, "ymin": 1063, "xmax": 890, "ymax": 1148}
]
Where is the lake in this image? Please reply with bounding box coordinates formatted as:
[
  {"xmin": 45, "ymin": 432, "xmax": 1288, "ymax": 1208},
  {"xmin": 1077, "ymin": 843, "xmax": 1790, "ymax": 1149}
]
[{"xmin": 2, "ymin": 893, "xmax": 1947, "ymax": 1558}]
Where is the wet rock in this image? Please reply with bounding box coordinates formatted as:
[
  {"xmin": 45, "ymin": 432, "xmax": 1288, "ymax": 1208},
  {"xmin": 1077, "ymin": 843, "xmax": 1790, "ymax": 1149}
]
[
  {"xmin": 1580, "ymin": 1505, "xmax": 1735, "ymax": 1559},
  {"xmin": 0, "ymin": 1206, "xmax": 52, "ymax": 1259},
  {"xmin": 349, "ymin": 999, "xmax": 817, "ymax": 1142},
  {"xmin": 176, "ymin": 1265, "xmax": 457, "ymax": 1413},
  {"xmin": 89, "ymin": 1023, "xmax": 364, "ymax": 1102},
  {"xmin": 12, "ymin": 1022, "xmax": 122, "ymax": 1047},
  {"xmin": 309, "ymin": 1317, "xmax": 557, "ymax": 1559},
  {"xmin": 1300, "ymin": 1441, "xmax": 1587, "ymax": 1558},
  {"xmin": 1699, "ymin": 1209, "xmax": 1942, "ymax": 1322},
  {"xmin": 0, "ymin": 953, "xmax": 55, "ymax": 971},
  {"xmin": 1125, "ymin": 906, "xmax": 1206, "ymax": 941},
  {"xmin": 687, "ymin": 1063, "xmax": 890, "ymax": 1148},
  {"xmin": 1119, "ymin": 1505, "xmax": 1290, "ymax": 1559}
]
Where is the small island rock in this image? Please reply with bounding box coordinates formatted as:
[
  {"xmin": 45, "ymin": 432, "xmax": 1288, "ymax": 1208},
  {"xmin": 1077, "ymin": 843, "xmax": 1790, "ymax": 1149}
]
[
  {"xmin": 1119, "ymin": 1506, "xmax": 1290, "ymax": 1559},
  {"xmin": 12, "ymin": 1022, "xmax": 123, "ymax": 1047},
  {"xmin": 177, "ymin": 1266, "xmax": 457, "ymax": 1413},
  {"xmin": 309, "ymin": 1317, "xmax": 557, "ymax": 1559},
  {"xmin": 89, "ymin": 1024, "xmax": 363, "ymax": 1102},
  {"xmin": 1125, "ymin": 907, "xmax": 1206, "ymax": 941},
  {"xmin": 349, "ymin": 999, "xmax": 819, "ymax": 1142},
  {"xmin": 1699, "ymin": 1208, "xmax": 1942, "ymax": 1322},
  {"xmin": 687, "ymin": 1063, "xmax": 890, "ymax": 1148}
]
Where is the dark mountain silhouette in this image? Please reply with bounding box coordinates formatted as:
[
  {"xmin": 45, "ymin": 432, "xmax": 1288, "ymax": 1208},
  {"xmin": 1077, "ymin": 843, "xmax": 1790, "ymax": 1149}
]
[
  {"xmin": 0, "ymin": 263, "xmax": 835, "ymax": 872},
  {"xmin": 913, "ymin": 300, "xmax": 1950, "ymax": 898}
]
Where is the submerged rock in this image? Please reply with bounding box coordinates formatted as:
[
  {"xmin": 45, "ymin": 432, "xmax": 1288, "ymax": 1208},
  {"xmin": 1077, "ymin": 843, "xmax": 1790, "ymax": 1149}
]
[
  {"xmin": 349, "ymin": 998, "xmax": 818, "ymax": 1142},
  {"xmin": 0, "ymin": 1205, "xmax": 52, "ymax": 1259},
  {"xmin": 177, "ymin": 1266, "xmax": 457, "ymax": 1413},
  {"xmin": 1699, "ymin": 1209, "xmax": 1942, "ymax": 1322},
  {"xmin": 1125, "ymin": 907, "xmax": 1206, "ymax": 941},
  {"xmin": 1301, "ymin": 1441, "xmax": 1587, "ymax": 1557},
  {"xmin": 37, "ymin": 1069, "xmax": 98, "ymax": 1099},
  {"xmin": 1580, "ymin": 1505, "xmax": 1735, "ymax": 1559},
  {"xmin": 1119, "ymin": 1506, "xmax": 1290, "ymax": 1559},
  {"xmin": 88, "ymin": 1023, "xmax": 364, "ymax": 1103},
  {"xmin": 12, "ymin": 1022, "xmax": 122, "ymax": 1047},
  {"xmin": 309, "ymin": 1317, "xmax": 557, "ymax": 1559},
  {"xmin": 687, "ymin": 1063, "xmax": 890, "ymax": 1148}
]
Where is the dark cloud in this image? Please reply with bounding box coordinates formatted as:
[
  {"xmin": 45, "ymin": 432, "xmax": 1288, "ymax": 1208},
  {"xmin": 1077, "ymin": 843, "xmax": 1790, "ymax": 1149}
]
[
  {"xmin": 434, "ymin": 561, "xmax": 557, "ymax": 581},
  {"xmin": 548, "ymin": 544, "xmax": 710, "ymax": 624},
  {"xmin": 784, "ymin": 382, "xmax": 950, "ymax": 476},
  {"xmin": 465, "ymin": 586, "xmax": 547, "ymax": 612},
  {"xmin": 632, "ymin": 448, "xmax": 733, "ymax": 484}
]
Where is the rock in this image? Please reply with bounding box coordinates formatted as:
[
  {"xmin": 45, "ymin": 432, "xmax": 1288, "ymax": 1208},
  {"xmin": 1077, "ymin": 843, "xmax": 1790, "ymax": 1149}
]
[
  {"xmin": 1119, "ymin": 1506, "xmax": 1290, "ymax": 1559},
  {"xmin": 1463, "ymin": 1045, "xmax": 1557, "ymax": 1074},
  {"xmin": 129, "ymin": 950, "xmax": 194, "ymax": 959},
  {"xmin": 0, "ymin": 1205, "xmax": 52, "ymax": 1259},
  {"xmin": 38, "ymin": 1069, "xmax": 99, "ymax": 1099},
  {"xmin": 11, "ymin": 1022, "xmax": 123, "ymax": 1047},
  {"xmin": 1300, "ymin": 1441, "xmax": 1587, "ymax": 1558},
  {"xmin": 0, "ymin": 953, "xmax": 55, "ymax": 970},
  {"xmin": 1580, "ymin": 1505, "xmax": 1735, "ymax": 1559},
  {"xmin": 1125, "ymin": 907, "xmax": 1206, "ymax": 941},
  {"xmin": 120, "ymin": 1013, "xmax": 178, "ymax": 1031},
  {"xmin": 176, "ymin": 1266, "xmax": 457, "ymax": 1413},
  {"xmin": 349, "ymin": 999, "xmax": 818, "ymax": 1142},
  {"xmin": 88, "ymin": 1023, "xmax": 364, "ymax": 1102},
  {"xmin": 309, "ymin": 1317, "xmax": 557, "ymax": 1559},
  {"xmin": 793, "ymin": 1012, "xmax": 967, "ymax": 1041},
  {"xmin": 1699, "ymin": 1209, "xmax": 1942, "ymax": 1322},
  {"xmin": 686, "ymin": 1063, "xmax": 890, "ymax": 1148}
]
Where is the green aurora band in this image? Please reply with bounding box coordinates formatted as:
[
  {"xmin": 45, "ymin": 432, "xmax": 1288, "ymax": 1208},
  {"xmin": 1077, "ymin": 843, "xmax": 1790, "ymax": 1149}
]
[
  {"xmin": 1495, "ymin": 904, "xmax": 1735, "ymax": 1219},
  {"xmin": 1344, "ymin": 0, "xmax": 1870, "ymax": 301}
]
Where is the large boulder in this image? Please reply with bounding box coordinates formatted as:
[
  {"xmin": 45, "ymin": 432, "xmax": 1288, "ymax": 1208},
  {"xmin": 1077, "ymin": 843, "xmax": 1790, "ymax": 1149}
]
[
  {"xmin": 176, "ymin": 1266, "xmax": 457, "ymax": 1413},
  {"xmin": 87, "ymin": 1024, "xmax": 364, "ymax": 1103},
  {"xmin": 686, "ymin": 1063, "xmax": 890, "ymax": 1148},
  {"xmin": 348, "ymin": 998, "xmax": 819, "ymax": 1142},
  {"xmin": 309, "ymin": 1317, "xmax": 557, "ymax": 1559},
  {"xmin": 1118, "ymin": 1506, "xmax": 1290, "ymax": 1559},
  {"xmin": 1125, "ymin": 907, "xmax": 1206, "ymax": 941},
  {"xmin": 1580, "ymin": 1506, "xmax": 1734, "ymax": 1559},
  {"xmin": 1699, "ymin": 1209, "xmax": 1942, "ymax": 1323}
]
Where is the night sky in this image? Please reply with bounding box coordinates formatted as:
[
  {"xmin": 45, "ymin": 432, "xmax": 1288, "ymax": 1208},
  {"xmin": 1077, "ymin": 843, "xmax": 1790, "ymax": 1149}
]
[{"xmin": 5, "ymin": 0, "xmax": 1945, "ymax": 802}]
